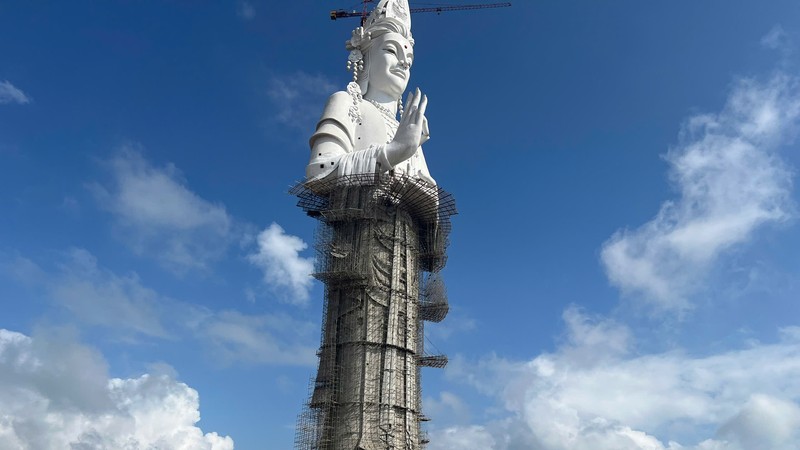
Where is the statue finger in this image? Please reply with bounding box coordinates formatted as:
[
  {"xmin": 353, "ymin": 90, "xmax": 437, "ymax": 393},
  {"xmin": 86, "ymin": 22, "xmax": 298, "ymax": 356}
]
[
  {"xmin": 407, "ymin": 105, "xmax": 418, "ymax": 125},
  {"xmin": 416, "ymin": 94, "xmax": 428, "ymax": 127},
  {"xmin": 410, "ymin": 87, "xmax": 422, "ymax": 112},
  {"xmin": 400, "ymin": 91, "xmax": 414, "ymax": 124}
]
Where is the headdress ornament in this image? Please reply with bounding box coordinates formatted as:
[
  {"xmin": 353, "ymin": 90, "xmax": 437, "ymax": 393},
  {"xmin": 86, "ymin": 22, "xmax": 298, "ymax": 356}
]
[
  {"xmin": 346, "ymin": 0, "xmax": 413, "ymax": 52},
  {"xmin": 364, "ymin": 0, "xmax": 411, "ymax": 34}
]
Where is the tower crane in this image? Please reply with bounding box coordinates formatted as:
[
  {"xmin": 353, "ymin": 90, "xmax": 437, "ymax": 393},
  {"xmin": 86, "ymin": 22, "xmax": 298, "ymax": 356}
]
[{"xmin": 330, "ymin": 1, "xmax": 512, "ymax": 24}]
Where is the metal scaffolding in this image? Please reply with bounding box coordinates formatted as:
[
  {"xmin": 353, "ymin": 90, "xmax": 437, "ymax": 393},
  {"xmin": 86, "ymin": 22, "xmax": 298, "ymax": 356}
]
[{"xmin": 292, "ymin": 174, "xmax": 456, "ymax": 450}]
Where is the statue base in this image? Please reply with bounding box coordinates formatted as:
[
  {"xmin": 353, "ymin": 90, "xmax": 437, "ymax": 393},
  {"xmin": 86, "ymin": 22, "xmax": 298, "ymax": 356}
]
[{"xmin": 292, "ymin": 174, "xmax": 456, "ymax": 450}]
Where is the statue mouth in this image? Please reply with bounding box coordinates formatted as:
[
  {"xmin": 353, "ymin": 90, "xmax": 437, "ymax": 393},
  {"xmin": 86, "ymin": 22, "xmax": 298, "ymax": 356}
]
[{"xmin": 390, "ymin": 69, "xmax": 408, "ymax": 80}]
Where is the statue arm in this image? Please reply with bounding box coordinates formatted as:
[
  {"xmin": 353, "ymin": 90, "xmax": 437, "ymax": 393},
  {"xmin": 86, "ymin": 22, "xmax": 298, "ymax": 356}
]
[{"xmin": 414, "ymin": 147, "xmax": 436, "ymax": 185}]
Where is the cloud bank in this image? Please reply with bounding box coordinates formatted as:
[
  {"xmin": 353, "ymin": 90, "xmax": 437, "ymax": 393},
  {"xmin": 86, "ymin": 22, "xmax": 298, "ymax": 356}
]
[
  {"xmin": 432, "ymin": 308, "xmax": 800, "ymax": 450},
  {"xmin": 601, "ymin": 72, "xmax": 798, "ymax": 311},
  {"xmin": 0, "ymin": 328, "xmax": 234, "ymax": 449}
]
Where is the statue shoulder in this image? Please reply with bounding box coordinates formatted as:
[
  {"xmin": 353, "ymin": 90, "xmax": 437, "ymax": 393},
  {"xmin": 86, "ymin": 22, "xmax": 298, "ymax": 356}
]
[
  {"xmin": 310, "ymin": 90, "xmax": 358, "ymax": 150},
  {"xmin": 320, "ymin": 91, "xmax": 354, "ymax": 119},
  {"xmin": 327, "ymin": 90, "xmax": 352, "ymax": 103},
  {"xmin": 314, "ymin": 90, "xmax": 358, "ymax": 130}
]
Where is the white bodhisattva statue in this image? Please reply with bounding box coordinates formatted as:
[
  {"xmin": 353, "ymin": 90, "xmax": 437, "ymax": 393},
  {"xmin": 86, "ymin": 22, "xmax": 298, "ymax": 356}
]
[
  {"xmin": 295, "ymin": 3, "xmax": 455, "ymax": 449},
  {"xmin": 306, "ymin": 0, "xmax": 435, "ymax": 186}
]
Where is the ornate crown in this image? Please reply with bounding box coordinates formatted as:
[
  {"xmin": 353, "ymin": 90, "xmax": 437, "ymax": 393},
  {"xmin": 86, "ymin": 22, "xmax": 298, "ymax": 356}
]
[
  {"xmin": 364, "ymin": 0, "xmax": 411, "ymax": 30},
  {"xmin": 346, "ymin": 0, "xmax": 413, "ymax": 52}
]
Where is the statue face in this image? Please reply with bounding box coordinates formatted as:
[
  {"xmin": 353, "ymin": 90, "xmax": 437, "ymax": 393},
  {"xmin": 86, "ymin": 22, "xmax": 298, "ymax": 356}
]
[{"xmin": 364, "ymin": 32, "xmax": 414, "ymax": 101}]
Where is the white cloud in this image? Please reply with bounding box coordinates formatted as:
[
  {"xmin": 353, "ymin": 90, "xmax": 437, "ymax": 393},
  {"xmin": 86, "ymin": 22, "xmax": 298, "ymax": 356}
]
[
  {"xmin": 4, "ymin": 255, "xmax": 45, "ymax": 285},
  {"xmin": 4, "ymin": 250, "xmax": 318, "ymax": 366},
  {"xmin": 248, "ymin": 223, "xmax": 314, "ymax": 306},
  {"xmin": 5, "ymin": 249, "xmax": 167, "ymax": 338},
  {"xmin": 427, "ymin": 425, "xmax": 497, "ymax": 450},
  {"xmin": 761, "ymin": 25, "xmax": 789, "ymax": 50},
  {"xmin": 0, "ymin": 80, "xmax": 30, "ymax": 105},
  {"xmin": 717, "ymin": 394, "xmax": 800, "ymax": 450},
  {"xmin": 434, "ymin": 310, "xmax": 800, "ymax": 450},
  {"xmin": 88, "ymin": 147, "xmax": 316, "ymax": 306},
  {"xmin": 237, "ymin": 1, "xmax": 255, "ymax": 20},
  {"xmin": 90, "ymin": 146, "xmax": 233, "ymax": 272},
  {"xmin": 50, "ymin": 248, "xmax": 168, "ymax": 338},
  {"xmin": 558, "ymin": 306, "xmax": 631, "ymax": 365},
  {"xmin": 199, "ymin": 310, "xmax": 317, "ymax": 366},
  {"xmin": 601, "ymin": 73, "xmax": 798, "ymax": 312},
  {"xmin": 0, "ymin": 328, "xmax": 233, "ymax": 449},
  {"xmin": 424, "ymin": 391, "xmax": 472, "ymax": 425},
  {"xmin": 267, "ymin": 72, "xmax": 337, "ymax": 129},
  {"xmin": 427, "ymin": 312, "xmax": 477, "ymax": 341},
  {"xmin": 60, "ymin": 195, "xmax": 80, "ymax": 214}
]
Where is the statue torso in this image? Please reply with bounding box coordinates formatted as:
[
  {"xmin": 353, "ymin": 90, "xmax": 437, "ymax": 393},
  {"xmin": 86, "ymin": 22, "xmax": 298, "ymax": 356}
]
[
  {"xmin": 306, "ymin": 91, "xmax": 434, "ymax": 185},
  {"xmin": 355, "ymin": 101, "xmax": 394, "ymax": 150}
]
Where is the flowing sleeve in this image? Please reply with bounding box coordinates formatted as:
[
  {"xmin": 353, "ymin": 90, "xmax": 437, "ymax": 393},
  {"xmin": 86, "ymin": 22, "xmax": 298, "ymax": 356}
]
[{"xmin": 306, "ymin": 92, "xmax": 392, "ymax": 181}]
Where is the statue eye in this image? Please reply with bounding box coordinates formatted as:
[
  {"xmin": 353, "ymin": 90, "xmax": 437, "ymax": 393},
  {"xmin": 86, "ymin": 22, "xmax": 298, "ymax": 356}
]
[{"xmin": 385, "ymin": 47, "xmax": 397, "ymax": 55}]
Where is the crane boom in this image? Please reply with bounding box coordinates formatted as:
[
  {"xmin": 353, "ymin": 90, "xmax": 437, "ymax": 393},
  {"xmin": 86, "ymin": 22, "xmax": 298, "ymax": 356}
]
[{"xmin": 330, "ymin": 2, "xmax": 512, "ymax": 20}]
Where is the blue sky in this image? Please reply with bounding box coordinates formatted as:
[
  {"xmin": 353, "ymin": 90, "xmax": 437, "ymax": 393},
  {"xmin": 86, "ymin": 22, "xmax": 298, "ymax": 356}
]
[{"xmin": 2, "ymin": 1, "xmax": 800, "ymax": 449}]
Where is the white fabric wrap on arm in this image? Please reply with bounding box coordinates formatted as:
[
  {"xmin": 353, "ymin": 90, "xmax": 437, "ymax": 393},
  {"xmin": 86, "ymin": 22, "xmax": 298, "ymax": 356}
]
[{"xmin": 333, "ymin": 143, "xmax": 392, "ymax": 177}]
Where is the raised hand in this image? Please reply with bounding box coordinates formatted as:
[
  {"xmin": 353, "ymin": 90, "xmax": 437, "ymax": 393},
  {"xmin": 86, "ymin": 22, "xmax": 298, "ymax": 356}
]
[{"xmin": 385, "ymin": 88, "xmax": 430, "ymax": 167}]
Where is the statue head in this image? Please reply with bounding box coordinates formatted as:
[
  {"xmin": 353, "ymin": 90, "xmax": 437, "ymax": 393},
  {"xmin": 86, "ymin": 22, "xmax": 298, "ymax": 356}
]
[{"xmin": 345, "ymin": 0, "xmax": 414, "ymax": 103}]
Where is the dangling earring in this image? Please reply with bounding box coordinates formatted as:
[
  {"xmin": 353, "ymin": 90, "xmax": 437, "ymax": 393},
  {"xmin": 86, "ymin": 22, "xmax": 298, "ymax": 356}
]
[
  {"xmin": 346, "ymin": 53, "xmax": 364, "ymax": 84},
  {"xmin": 346, "ymin": 49, "xmax": 364, "ymax": 124},
  {"xmin": 397, "ymin": 97, "xmax": 404, "ymax": 118}
]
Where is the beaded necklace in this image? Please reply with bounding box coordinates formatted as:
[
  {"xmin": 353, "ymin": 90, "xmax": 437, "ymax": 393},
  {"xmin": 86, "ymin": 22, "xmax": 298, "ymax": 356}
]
[{"xmin": 365, "ymin": 98, "xmax": 399, "ymax": 143}]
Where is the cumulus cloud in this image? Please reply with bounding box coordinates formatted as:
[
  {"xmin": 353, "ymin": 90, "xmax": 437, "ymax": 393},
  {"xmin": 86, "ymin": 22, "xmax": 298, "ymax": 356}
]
[
  {"xmin": 90, "ymin": 146, "xmax": 233, "ymax": 272},
  {"xmin": 267, "ymin": 72, "xmax": 337, "ymax": 129},
  {"xmin": 0, "ymin": 80, "xmax": 30, "ymax": 105},
  {"xmin": 601, "ymin": 73, "xmax": 798, "ymax": 311},
  {"xmin": 0, "ymin": 328, "xmax": 233, "ymax": 449},
  {"xmin": 558, "ymin": 306, "xmax": 631, "ymax": 365},
  {"xmin": 717, "ymin": 394, "xmax": 800, "ymax": 449},
  {"xmin": 433, "ymin": 309, "xmax": 800, "ymax": 450},
  {"xmin": 248, "ymin": 223, "xmax": 314, "ymax": 306}
]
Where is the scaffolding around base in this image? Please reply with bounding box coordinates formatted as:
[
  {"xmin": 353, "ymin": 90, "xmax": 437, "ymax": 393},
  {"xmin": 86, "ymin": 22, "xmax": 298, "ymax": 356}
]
[{"xmin": 292, "ymin": 174, "xmax": 456, "ymax": 450}]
